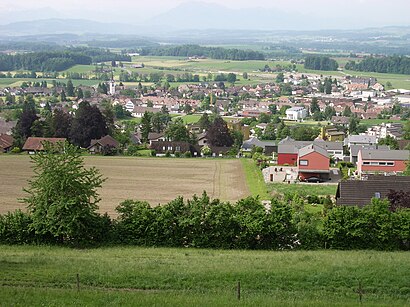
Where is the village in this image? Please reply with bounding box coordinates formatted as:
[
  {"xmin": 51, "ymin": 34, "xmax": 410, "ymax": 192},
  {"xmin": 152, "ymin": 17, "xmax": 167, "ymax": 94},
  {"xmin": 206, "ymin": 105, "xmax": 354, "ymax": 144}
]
[{"xmin": 1, "ymin": 66, "xmax": 409, "ymax": 206}]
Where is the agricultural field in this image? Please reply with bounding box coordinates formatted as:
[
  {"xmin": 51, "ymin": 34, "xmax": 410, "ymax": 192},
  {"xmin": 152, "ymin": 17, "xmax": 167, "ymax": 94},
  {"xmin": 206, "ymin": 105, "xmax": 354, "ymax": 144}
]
[
  {"xmin": 1, "ymin": 245, "xmax": 409, "ymax": 306},
  {"xmin": 0, "ymin": 155, "xmax": 249, "ymax": 216}
]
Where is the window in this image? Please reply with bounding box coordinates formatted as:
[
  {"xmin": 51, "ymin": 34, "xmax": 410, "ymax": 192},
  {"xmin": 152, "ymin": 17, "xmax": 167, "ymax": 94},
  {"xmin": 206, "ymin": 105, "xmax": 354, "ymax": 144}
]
[
  {"xmin": 363, "ymin": 162, "xmax": 370, "ymax": 165},
  {"xmin": 299, "ymin": 160, "xmax": 308, "ymax": 166},
  {"xmin": 387, "ymin": 162, "xmax": 394, "ymax": 166}
]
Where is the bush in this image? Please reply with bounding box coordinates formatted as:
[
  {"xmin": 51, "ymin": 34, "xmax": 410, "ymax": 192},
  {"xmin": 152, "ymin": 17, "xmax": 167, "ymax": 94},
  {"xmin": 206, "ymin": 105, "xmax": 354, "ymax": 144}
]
[
  {"xmin": 165, "ymin": 150, "xmax": 171, "ymax": 157},
  {"xmin": 184, "ymin": 151, "xmax": 192, "ymax": 158},
  {"xmin": 10, "ymin": 147, "xmax": 21, "ymax": 154},
  {"xmin": 0, "ymin": 210, "xmax": 35, "ymax": 244},
  {"xmin": 175, "ymin": 151, "xmax": 181, "ymax": 158}
]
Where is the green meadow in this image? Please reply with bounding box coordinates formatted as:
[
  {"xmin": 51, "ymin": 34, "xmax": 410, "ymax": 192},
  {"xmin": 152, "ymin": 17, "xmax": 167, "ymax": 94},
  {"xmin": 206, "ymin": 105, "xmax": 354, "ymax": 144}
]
[{"xmin": 0, "ymin": 245, "xmax": 409, "ymax": 306}]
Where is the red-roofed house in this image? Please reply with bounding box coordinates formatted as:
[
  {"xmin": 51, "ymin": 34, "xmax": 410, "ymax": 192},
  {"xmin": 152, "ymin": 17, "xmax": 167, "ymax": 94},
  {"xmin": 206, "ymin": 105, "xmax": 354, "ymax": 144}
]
[
  {"xmin": 357, "ymin": 149, "xmax": 410, "ymax": 177},
  {"xmin": 22, "ymin": 137, "xmax": 66, "ymax": 154}
]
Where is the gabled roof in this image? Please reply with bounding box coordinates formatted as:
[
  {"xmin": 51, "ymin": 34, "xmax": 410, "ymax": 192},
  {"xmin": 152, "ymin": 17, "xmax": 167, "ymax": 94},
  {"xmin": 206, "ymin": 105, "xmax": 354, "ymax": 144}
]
[
  {"xmin": 148, "ymin": 132, "xmax": 165, "ymax": 141},
  {"xmin": 350, "ymin": 144, "xmax": 389, "ymax": 157},
  {"xmin": 0, "ymin": 134, "xmax": 13, "ymax": 150},
  {"xmin": 22, "ymin": 137, "xmax": 66, "ymax": 151},
  {"xmin": 299, "ymin": 144, "xmax": 329, "ymax": 158},
  {"xmin": 89, "ymin": 135, "xmax": 119, "ymax": 149},
  {"xmin": 359, "ymin": 149, "xmax": 410, "ymax": 161},
  {"xmin": 345, "ymin": 135, "xmax": 377, "ymax": 146},
  {"xmin": 336, "ymin": 176, "xmax": 410, "ymax": 206}
]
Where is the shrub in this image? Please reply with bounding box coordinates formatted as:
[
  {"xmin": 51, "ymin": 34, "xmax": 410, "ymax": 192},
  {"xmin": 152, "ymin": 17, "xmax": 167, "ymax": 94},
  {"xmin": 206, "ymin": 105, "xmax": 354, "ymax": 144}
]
[
  {"xmin": 0, "ymin": 210, "xmax": 35, "ymax": 244},
  {"xmin": 184, "ymin": 151, "xmax": 192, "ymax": 158},
  {"xmin": 175, "ymin": 151, "xmax": 181, "ymax": 158},
  {"xmin": 10, "ymin": 147, "xmax": 21, "ymax": 154}
]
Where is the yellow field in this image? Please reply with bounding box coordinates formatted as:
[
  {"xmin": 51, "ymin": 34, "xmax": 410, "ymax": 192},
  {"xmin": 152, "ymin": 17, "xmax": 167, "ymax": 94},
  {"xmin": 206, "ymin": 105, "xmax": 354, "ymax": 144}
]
[{"xmin": 0, "ymin": 156, "xmax": 249, "ymax": 216}]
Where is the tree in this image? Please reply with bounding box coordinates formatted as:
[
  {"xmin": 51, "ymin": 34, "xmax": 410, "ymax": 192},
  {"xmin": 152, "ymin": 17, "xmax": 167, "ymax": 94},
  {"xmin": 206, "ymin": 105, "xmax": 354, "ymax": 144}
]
[
  {"xmin": 70, "ymin": 101, "xmax": 108, "ymax": 147},
  {"xmin": 51, "ymin": 109, "xmax": 72, "ymax": 138},
  {"xmin": 342, "ymin": 106, "xmax": 353, "ymax": 117},
  {"xmin": 276, "ymin": 72, "xmax": 284, "ymax": 83},
  {"xmin": 165, "ymin": 118, "xmax": 191, "ymax": 142},
  {"xmin": 12, "ymin": 97, "xmax": 38, "ymax": 147},
  {"xmin": 60, "ymin": 90, "xmax": 67, "ymax": 102},
  {"xmin": 242, "ymin": 72, "xmax": 248, "ymax": 80},
  {"xmin": 198, "ymin": 113, "xmax": 211, "ymax": 131},
  {"xmin": 403, "ymin": 120, "xmax": 410, "ymax": 140},
  {"xmin": 348, "ymin": 117, "xmax": 360, "ymax": 134},
  {"xmin": 23, "ymin": 141, "xmax": 106, "ymax": 246},
  {"xmin": 76, "ymin": 88, "xmax": 84, "ymax": 99},
  {"xmin": 310, "ymin": 97, "xmax": 320, "ymax": 114},
  {"xmin": 206, "ymin": 117, "xmax": 234, "ymax": 147},
  {"xmin": 258, "ymin": 113, "xmax": 271, "ymax": 124},
  {"xmin": 323, "ymin": 106, "xmax": 336, "ymax": 120},
  {"xmin": 66, "ymin": 79, "xmax": 74, "ymax": 97},
  {"xmin": 227, "ymin": 73, "xmax": 237, "ymax": 85},
  {"xmin": 140, "ymin": 111, "xmax": 152, "ymax": 142},
  {"xmin": 260, "ymin": 123, "xmax": 276, "ymax": 140},
  {"xmin": 378, "ymin": 136, "xmax": 399, "ymax": 150}
]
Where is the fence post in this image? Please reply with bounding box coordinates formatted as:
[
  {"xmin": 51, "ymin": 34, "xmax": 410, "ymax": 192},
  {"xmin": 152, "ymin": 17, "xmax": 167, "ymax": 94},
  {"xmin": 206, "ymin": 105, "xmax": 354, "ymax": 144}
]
[
  {"xmin": 237, "ymin": 281, "xmax": 241, "ymax": 300},
  {"xmin": 76, "ymin": 273, "xmax": 80, "ymax": 292}
]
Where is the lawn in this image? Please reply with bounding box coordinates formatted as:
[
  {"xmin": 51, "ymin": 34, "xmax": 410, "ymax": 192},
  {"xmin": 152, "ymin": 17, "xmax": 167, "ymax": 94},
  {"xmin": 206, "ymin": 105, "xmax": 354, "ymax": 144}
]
[
  {"xmin": 241, "ymin": 159, "xmax": 271, "ymax": 200},
  {"xmin": 361, "ymin": 118, "xmax": 404, "ymax": 127},
  {"xmin": 268, "ymin": 182, "xmax": 338, "ymax": 197},
  {"xmin": 0, "ymin": 155, "xmax": 249, "ymax": 216},
  {"xmin": 0, "ymin": 245, "xmax": 409, "ymax": 306}
]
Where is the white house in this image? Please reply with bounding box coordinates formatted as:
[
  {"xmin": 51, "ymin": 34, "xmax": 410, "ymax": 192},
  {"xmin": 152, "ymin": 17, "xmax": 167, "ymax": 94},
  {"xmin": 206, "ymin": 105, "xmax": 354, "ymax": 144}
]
[{"xmin": 286, "ymin": 107, "xmax": 307, "ymax": 121}]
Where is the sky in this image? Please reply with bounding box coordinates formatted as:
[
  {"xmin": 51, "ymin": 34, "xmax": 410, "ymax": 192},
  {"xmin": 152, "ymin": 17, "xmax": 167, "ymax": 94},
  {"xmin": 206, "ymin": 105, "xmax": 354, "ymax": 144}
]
[{"xmin": 1, "ymin": 0, "xmax": 410, "ymax": 29}]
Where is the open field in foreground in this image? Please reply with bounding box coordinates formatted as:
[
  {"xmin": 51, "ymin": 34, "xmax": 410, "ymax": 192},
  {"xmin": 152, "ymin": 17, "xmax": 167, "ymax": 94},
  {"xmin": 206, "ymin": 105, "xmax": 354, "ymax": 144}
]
[
  {"xmin": 0, "ymin": 245, "xmax": 409, "ymax": 306},
  {"xmin": 0, "ymin": 156, "xmax": 249, "ymax": 216}
]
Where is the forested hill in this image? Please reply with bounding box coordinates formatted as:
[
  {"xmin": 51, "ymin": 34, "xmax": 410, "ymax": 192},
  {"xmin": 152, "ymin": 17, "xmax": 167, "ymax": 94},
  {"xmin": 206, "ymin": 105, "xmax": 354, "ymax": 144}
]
[
  {"xmin": 140, "ymin": 44, "xmax": 266, "ymax": 61},
  {"xmin": 345, "ymin": 56, "xmax": 410, "ymax": 75},
  {"xmin": 0, "ymin": 48, "xmax": 131, "ymax": 72}
]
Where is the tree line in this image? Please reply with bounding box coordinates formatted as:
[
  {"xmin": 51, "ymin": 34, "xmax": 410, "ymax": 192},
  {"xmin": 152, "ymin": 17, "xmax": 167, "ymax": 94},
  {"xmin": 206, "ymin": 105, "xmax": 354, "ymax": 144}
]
[
  {"xmin": 304, "ymin": 56, "xmax": 339, "ymax": 71},
  {"xmin": 345, "ymin": 56, "xmax": 410, "ymax": 74},
  {"xmin": 0, "ymin": 48, "xmax": 131, "ymax": 72},
  {"xmin": 140, "ymin": 44, "xmax": 265, "ymax": 61}
]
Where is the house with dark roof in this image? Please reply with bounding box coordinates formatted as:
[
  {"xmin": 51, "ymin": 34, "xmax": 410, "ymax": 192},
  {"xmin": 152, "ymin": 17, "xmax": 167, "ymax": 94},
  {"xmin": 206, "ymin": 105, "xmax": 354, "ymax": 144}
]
[
  {"xmin": 336, "ymin": 176, "xmax": 410, "ymax": 207},
  {"xmin": 297, "ymin": 144, "xmax": 330, "ymax": 181},
  {"xmin": 0, "ymin": 134, "xmax": 13, "ymax": 152},
  {"xmin": 88, "ymin": 135, "xmax": 120, "ymax": 154},
  {"xmin": 148, "ymin": 132, "xmax": 166, "ymax": 145},
  {"xmin": 150, "ymin": 141, "xmax": 199, "ymax": 156},
  {"xmin": 357, "ymin": 149, "xmax": 410, "ymax": 177},
  {"xmin": 22, "ymin": 137, "xmax": 66, "ymax": 154}
]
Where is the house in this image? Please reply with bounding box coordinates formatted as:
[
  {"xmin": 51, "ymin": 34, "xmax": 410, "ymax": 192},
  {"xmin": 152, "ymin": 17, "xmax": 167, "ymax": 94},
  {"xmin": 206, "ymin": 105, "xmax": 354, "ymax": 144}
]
[
  {"xmin": 22, "ymin": 137, "xmax": 66, "ymax": 154},
  {"xmin": 331, "ymin": 116, "xmax": 350, "ymax": 127},
  {"xmin": 148, "ymin": 132, "xmax": 166, "ymax": 145},
  {"xmin": 277, "ymin": 138, "xmax": 343, "ymax": 165},
  {"xmin": 241, "ymin": 137, "xmax": 278, "ymax": 154},
  {"xmin": 132, "ymin": 106, "xmax": 161, "ymax": 118},
  {"xmin": 297, "ymin": 144, "xmax": 330, "ymax": 181},
  {"xmin": 88, "ymin": 135, "xmax": 120, "ymax": 154},
  {"xmin": 357, "ymin": 149, "xmax": 410, "ymax": 177},
  {"xmin": 336, "ymin": 175, "xmax": 410, "ymax": 207},
  {"xmin": 0, "ymin": 134, "xmax": 13, "ymax": 152},
  {"xmin": 344, "ymin": 135, "xmax": 377, "ymax": 149},
  {"xmin": 150, "ymin": 141, "xmax": 199, "ymax": 156},
  {"xmin": 349, "ymin": 144, "xmax": 389, "ymax": 164},
  {"xmin": 285, "ymin": 107, "xmax": 307, "ymax": 121}
]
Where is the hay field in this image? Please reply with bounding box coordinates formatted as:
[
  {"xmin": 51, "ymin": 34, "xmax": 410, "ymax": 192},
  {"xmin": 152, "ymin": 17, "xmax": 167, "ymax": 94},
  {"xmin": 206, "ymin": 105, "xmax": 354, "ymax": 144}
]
[{"xmin": 0, "ymin": 156, "xmax": 249, "ymax": 216}]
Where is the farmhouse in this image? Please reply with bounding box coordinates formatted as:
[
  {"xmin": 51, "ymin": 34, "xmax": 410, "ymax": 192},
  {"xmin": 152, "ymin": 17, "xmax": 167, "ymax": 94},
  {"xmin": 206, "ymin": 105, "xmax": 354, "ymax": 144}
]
[
  {"xmin": 357, "ymin": 149, "xmax": 410, "ymax": 177},
  {"xmin": 22, "ymin": 137, "xmax": 66, "ymax": 154},
  {"xmin": 88, "ymin": 135, "xmax": 120, "ymax": 154},
  {"xmin": 336, "ymin": 175, "xmax": 410, "ymax": 206},
  {"xmin": 297, "ymin": 144, "xmax": 330, "ymax": 181},
  {"xmin": 0, "ymin": 134, "xmax": 13, "ymax": 152}
]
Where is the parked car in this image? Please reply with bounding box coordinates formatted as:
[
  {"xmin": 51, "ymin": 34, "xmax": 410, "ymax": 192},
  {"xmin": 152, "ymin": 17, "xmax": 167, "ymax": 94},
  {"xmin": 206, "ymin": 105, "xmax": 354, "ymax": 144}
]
[{"xmin": 303, "ymin": 176, "xmax": 323, "ymax": 183}]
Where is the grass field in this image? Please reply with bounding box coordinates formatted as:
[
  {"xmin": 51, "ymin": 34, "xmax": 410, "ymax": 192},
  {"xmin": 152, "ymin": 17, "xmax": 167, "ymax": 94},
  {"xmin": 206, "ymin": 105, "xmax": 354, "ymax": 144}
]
[
  {"xmin": 268, "ymin": 182, "xmax": 338, "ymax": 197},
  {"xmin": 241, "ymin": 159, "xmax": 271, "ymax": 200},
  {"xmin": 1, "ymin": 245, "xmax": 409, "ymax": 306},
  {"xmin": 0, "ymin": 155, "xmax": 249, "ymax": 216}
]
